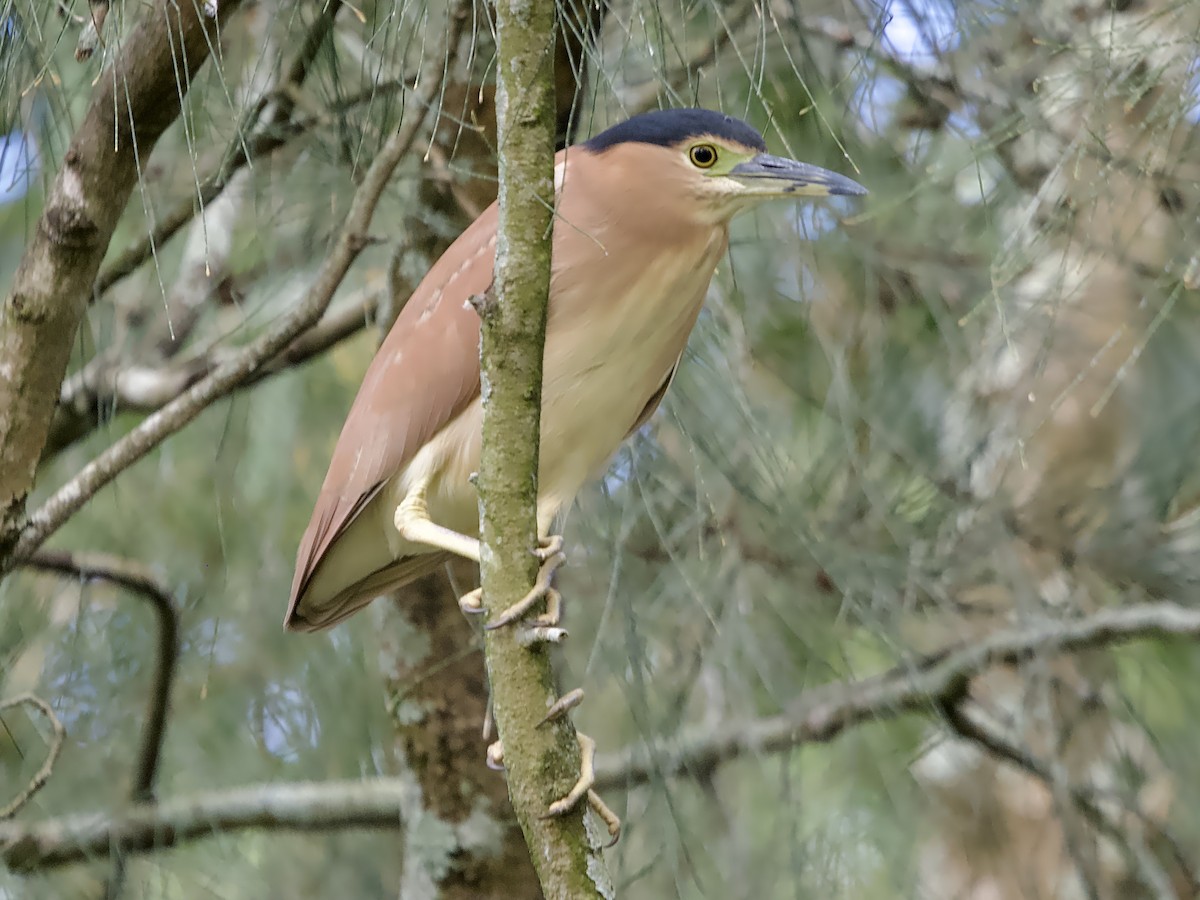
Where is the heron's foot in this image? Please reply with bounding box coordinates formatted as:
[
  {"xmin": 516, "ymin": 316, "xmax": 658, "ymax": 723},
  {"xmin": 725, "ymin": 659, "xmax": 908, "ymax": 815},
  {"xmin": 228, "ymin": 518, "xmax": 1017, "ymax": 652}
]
[
  {"xmin": 458, "ymin": 587, "xmax": 484, "ymax": 616},
  {"xmin": 538, "ymin": 689, "xmax": 620, "ymax": 844},
  {"xmin": 486, "ymin": 547, "xmax": 567, "ymax": 631},
  {"xmin": 461, "ymin": 588, "xmax": 564, "ymax": 640},
  {"xmin": 533, "ymin": 534, "xmax": 565, "ymax": 562},
  {"xmin": 539, "ymin": 732, "xmax": 621, "ymax": 845},
  {"xmin": 484, "ymin": 693, "xmax": 621, "ymax": 847}
]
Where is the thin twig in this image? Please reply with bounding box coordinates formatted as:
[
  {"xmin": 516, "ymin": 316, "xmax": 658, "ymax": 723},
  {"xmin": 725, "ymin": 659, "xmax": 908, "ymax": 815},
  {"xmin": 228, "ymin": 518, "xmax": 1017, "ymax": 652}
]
[
  {"xmin": 74, "ymin": 0, "xmax": 110, "ymax": 62},
  {"xmin": 0, "ymin": 695, "xmax": 66, "ymax": 820},
  {"xmin": 0, "ymin": 779, "xmax": 408, "ymax": 873},
  {"xmin": 22, "ymin": 551, "xmax": 178, "ymax": 802},
  {"xmin": 9, "ymin": 4, "xmax": 471, "ymax": 566},
  {"xmin": 93, "ymin": 0, "xmax": 343, "ymax": 297},
  {"xmin": 45, "ymin": 290, "xmax": 378, "ymax": 458},
  {"xmin": 592, "ymin": 602, "xmax": 1200, "ymax": 790},
  {"xmin": 940, "ymin": 701, "xmax": 1188, "ymax": 900}
]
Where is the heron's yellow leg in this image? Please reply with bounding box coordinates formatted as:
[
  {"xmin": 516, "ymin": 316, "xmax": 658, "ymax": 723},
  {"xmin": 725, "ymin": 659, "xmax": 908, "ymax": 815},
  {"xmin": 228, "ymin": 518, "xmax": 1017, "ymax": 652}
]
[
  {"xmin": 402, "ymin": 490, "xmax": 610, "ymax": 831},
  {"xmin": 393, "ymin": 478, "xmax": 481, "ymax": 562},
  {"xmin": 486, "ymin": 549, "xmax": 566, "ymax": 630},
  {"xmin": 485, "ymin": 716, "xmax": 622, "ymax": 846},
  {"xmin": 455, "ymin": 540, "xmax": 565, "ymax": 637}
]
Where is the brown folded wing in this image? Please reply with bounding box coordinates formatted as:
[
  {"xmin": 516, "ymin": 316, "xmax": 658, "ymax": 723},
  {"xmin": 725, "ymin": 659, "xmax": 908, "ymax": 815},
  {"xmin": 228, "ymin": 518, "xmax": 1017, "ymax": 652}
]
[{"xmin": 286, "ymin": 202, "xmax": 499, "ymax": 625}]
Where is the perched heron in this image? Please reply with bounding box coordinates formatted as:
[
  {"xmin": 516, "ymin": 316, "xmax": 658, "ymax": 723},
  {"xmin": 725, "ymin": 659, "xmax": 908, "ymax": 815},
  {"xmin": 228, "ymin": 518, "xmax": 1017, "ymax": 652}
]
[{"xmin": 286, "ymin": 107, "xmax": 866, "ymax": 829}]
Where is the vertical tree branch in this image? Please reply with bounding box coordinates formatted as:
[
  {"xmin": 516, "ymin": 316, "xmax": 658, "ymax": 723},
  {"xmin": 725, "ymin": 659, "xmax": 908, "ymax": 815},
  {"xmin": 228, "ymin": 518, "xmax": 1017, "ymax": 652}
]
[
  {"xmin": 381, "ymin": 8, "xmax": 606, "ymax": 892},
  {"xmin": 478, "ymin": 1, "xmax": 612, "ymax": 895},
  {"xmin": 0, "ymin": 0, "xmax": 243, "ymax": 558}
]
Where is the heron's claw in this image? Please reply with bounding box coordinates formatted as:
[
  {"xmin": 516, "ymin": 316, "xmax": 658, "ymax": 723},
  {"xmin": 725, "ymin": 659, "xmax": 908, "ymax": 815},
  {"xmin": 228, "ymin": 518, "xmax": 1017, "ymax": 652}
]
[
  {"xmin": 458, "ymin": 587, "xmax": 484, "ymax": 616},
  {"xmin": 533, "ymin": 534, "xmax": 564, "ymax": 562},
  {"xmin": 538, "ymin": 688, "xmax": 585, "ymax": 726},
  {"xmin": 587, "ymin": 790, "xmax": 622, "ymax": 847},
  {"xmin": 483, "ymin": 692, "xmax": 621, "ymax": 845},
  {"xmin": 542, "ymin": 732, "xmax": 597, "ymax": 818},
  {"xmin": 486, "ymin": 550, "xmax": 566, "ymax": 630},
  {"xmin": 486, "ymin": 740, "xmax": 505, "ymax": 771}
]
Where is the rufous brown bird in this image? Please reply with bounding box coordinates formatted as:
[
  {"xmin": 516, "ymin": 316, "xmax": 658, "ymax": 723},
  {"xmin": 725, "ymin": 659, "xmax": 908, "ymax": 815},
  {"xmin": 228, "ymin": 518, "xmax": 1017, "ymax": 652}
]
[{"xmin": 286, "ymin": 107, "xmax": 866, "ymax": 830}]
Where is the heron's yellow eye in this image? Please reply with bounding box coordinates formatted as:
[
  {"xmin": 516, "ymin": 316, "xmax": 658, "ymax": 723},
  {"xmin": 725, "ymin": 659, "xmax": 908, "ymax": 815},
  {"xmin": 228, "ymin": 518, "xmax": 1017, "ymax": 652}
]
[{"xmin": 688, "ymin": 143, "xmax": 718, "ymax": 169}]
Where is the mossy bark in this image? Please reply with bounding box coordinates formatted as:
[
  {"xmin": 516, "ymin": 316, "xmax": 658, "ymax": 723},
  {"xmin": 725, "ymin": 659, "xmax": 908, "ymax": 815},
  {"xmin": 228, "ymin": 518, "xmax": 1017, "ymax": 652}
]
[
  {"xmin": 477, "ymin": 0, "xmax": 614, "ymax": 895},
  {"xmin": 382, "ymin": 564, "xmax": 542, "ymax": 899}
]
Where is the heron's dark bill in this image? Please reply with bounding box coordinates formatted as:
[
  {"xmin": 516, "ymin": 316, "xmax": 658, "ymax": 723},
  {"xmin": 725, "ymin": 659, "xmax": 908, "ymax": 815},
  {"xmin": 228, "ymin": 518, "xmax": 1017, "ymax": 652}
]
[{"xmin": 731, "ymin": 154, "xmax": 868, "ymax": 197}]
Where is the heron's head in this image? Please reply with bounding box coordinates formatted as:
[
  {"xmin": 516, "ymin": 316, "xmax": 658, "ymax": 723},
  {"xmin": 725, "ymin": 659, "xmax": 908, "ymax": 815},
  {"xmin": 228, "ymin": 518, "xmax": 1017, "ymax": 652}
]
[{"xmin": 582, "ymin": 108, "xmax": 867, "ymax": 227}]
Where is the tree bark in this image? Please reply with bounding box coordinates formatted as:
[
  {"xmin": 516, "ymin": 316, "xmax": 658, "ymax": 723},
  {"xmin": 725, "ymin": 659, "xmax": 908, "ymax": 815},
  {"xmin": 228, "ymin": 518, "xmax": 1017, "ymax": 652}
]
[
  {"xmin": 379, "ymin": 4, "xmax": 605, "ymax": 894},
  {"xmin": 475, "ymin": 0, "xmax": 613, "ymax": 895},
  {"xmin": 383, "ymin": 564, "xmax": 543, "ymax": 899}
]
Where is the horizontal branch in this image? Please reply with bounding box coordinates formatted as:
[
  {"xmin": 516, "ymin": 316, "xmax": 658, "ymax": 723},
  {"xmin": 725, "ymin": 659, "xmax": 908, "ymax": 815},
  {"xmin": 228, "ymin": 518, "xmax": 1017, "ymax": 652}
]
[
  {"xmin": 593, "ymin": 601, "xmax": 1200, "ymax": 790},
  {"xmin": 0, "ymin": 779, "xmax": 406, "ymax": 873},
  {"xmin": 4, "ymin": 603, "xmax": 1193, "ymax": 875}
]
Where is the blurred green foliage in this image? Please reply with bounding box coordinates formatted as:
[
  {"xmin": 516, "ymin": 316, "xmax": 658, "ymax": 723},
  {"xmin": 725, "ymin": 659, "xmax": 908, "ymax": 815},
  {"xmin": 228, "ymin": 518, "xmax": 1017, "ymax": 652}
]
[{"xmin": 3, "ymin": 0, "xmax": 1200, "ymax": 897}]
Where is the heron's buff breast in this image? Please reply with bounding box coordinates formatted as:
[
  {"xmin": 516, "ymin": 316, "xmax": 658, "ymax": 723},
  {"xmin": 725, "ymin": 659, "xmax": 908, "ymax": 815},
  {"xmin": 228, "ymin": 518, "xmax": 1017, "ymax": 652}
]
[{"xmin": 380, "ymin": 226, "xmax": 728, "ymax": 553}]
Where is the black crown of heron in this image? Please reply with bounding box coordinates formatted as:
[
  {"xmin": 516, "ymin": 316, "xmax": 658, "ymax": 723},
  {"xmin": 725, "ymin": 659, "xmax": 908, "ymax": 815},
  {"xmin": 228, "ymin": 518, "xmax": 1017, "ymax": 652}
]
[{"xmin": 286, "ymin": 107, "xmax": 865, "ymax": 634}]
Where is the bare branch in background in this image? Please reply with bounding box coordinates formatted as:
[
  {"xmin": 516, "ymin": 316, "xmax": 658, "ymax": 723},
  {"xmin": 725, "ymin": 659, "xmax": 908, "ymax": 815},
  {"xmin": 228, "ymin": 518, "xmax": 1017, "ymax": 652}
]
[
  {"xmin": 2, "ymin": 601, "xmax": 1194, "ymax": 877},
  {"xmin": 93, "ymin": 1, "xmax": 344, "ymax": 298},
  {"xmin": 0, "ymin": 779, "xmax": 409, "ymax": 873},
  {"xmin": 0, "ymin": 695, "xmax": 65, "ymax": 821},
  {"xmin": 44, "ymin": 289, "xmax": 379, "ymax": 458},
  {"xmin": 22, "ymin": 551, "xmax": 178, "ymax": 802},
  {"xmin": 9, "ymin": 3, "xmax": 472, "ymax": 565},
  {"xmin": 592, "ymin": 602, "xmax": 1200, "ymax": 789}
]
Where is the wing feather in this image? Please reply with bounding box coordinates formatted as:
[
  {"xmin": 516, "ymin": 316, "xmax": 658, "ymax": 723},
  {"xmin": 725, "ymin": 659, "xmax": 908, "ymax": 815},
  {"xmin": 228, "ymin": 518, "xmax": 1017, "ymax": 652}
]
[{"xmin": 286, "ymin": 203, "xmax": 499, "ymax": 623}]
